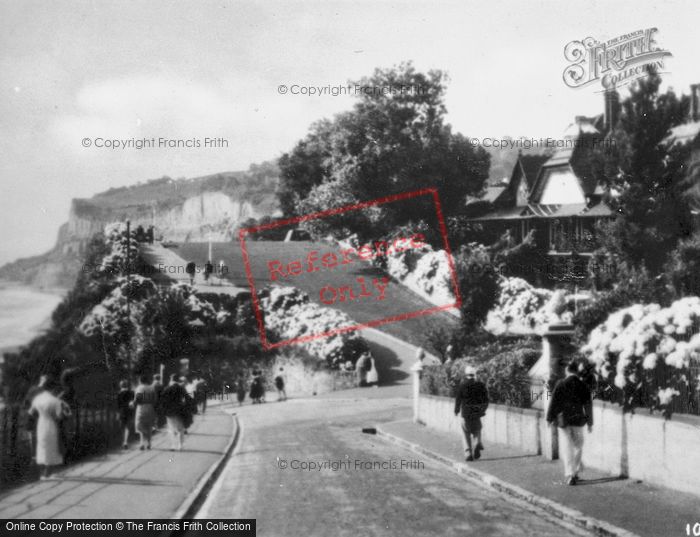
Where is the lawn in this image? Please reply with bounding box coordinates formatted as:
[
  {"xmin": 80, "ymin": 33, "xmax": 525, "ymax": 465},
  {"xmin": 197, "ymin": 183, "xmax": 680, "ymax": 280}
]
[{"xmin": 176, "ymin": 240, "xmax": 459, "ymax": 349}]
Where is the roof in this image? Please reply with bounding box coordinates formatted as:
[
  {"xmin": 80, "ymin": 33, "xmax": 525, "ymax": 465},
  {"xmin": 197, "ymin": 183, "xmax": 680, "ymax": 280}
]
[
  {"xmin": 468, "ymin": 206, "xmax": 528, "ymax": 221},
  {"xmin": 524, "ymin": 202, "xmax": 612, "ymax": 218},
  {"xmin": 480, "ymin": 185, "xmax": 507, "ymax": 204},
  {"xmin": 528, "ymin": 115, "xmax": 607, "ymax": 203},
  {"xmin": 469, "ymin": 200, "xmax": 613, "ymax": 221},
  {"xmin": 518, "ymin": 154, "xmax": 550, "ymax": 191}
]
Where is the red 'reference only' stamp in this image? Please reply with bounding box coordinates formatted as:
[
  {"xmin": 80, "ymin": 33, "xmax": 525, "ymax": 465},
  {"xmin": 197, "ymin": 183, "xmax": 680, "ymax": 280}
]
[{"xmin": 238, "ymin": 188, "xmax": 462, "ymax": 350}]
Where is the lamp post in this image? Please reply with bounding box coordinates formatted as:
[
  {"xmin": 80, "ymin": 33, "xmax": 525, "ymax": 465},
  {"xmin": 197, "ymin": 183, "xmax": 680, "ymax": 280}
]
[
  {"xmin": 411, "ymin": 359, "xmax": 424, "ymax": 423},
  {"xmin": 208, "ymin": 226, "xmax": 213, "ymax": 263}
]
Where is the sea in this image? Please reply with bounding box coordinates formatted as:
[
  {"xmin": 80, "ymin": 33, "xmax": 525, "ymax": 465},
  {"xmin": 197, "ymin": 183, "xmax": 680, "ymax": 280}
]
[{"xmin": 0, "ymin": 281, "xmax": 64, "ymax": 354}]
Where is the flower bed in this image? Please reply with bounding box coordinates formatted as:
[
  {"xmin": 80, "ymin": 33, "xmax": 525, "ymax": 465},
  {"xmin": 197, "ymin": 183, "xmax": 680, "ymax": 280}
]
[{"xmin": 258, "ymin": 285, "xmax": 372, "ymax": 368}]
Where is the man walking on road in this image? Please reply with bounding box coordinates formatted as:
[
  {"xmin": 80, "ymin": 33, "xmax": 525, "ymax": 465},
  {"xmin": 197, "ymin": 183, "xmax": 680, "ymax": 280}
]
[
  {"xmin": 454, "ymin": 365, "xmax": 489, "ymax": 461},
  {"xmin": 546, "ymin": 362, "xmax": 593, "ymax": 486}
]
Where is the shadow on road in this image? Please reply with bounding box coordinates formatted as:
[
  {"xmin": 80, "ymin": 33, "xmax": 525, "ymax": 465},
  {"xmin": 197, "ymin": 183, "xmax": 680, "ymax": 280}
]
[
  {"xmin": 367, "ymin": 339, "xmax": 409, "ymax": 385},
  {"xmin": 575, "ymin": 476, "xmax": 626, "ymax": 486},
  {"xmin": 58, "ymin": 476, "xmax": 177, "ymax": 486}
]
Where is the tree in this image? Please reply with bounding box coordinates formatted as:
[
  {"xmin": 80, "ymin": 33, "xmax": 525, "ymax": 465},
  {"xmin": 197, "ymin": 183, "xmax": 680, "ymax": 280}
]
[
  {"xmin": 453, "ymin": 243, "xmax": 500, "ymax": 330},
  {"xmin": 277, "ymin": 119, "xmax": 336, "ymax": 217},
  {"xmin": 278, "ymin": 62, "xmax": 490, "ymax": 241},
  {"xmin": 588, "ymin": 70, "xmax": 692, "ymax": 274}
]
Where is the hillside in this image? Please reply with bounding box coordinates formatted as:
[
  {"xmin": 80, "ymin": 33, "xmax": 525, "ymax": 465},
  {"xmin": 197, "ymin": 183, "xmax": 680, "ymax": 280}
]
[{"xmin": 0, "ymin": 161, "xmax": 281, "ymax": 289}]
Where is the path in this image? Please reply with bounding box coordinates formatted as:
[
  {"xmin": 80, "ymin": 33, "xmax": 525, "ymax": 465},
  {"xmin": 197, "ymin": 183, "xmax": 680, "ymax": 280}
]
[
  {"xmin": 0, "ymin": 405, "xmax": 234, "ymax": 519},
  {"xmin": 378, "ymin": 419, "xmax": 699, "ymax": 537},
  {"xmin": 139, "ymin": 243, "xmax": 248, "ymax": 295},
  {"xmin": 176, "ymin": 240, "xmax": 460, "ymax": 349}
]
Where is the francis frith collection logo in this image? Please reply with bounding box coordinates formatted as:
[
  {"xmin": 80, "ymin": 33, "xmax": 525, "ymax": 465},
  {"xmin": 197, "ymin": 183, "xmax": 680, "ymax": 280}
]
[{"xmin": 563, "ymin": 28, "xmax": 672, "ymax": 90}]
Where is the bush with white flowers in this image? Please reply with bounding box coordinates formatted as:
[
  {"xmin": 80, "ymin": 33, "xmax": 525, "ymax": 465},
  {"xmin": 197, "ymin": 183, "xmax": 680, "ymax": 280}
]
[
  {"xmin": 99, "ymin": 222, "xmax": 140, "ymax": 273},
  {"xmin": 259, "ymin": 286, "xmax": 371, "ymax": 368},
  {"xmin": 384, "ymin": 242, "xmax": 456, "ymax": 308},
  {"xmin": 582, "ymin": 297, "xmax": 700, "ymax": 414},
  {"xmin": 380, "ymin": 237, "xmax": 587, "ymax": 332},
  {"xmin": 485, "ymin": 278, "xmax": 580, "ymax": 335},
  {"xmin": 80, "ymin": 277, "xmax": 223, "ymax": 372}
]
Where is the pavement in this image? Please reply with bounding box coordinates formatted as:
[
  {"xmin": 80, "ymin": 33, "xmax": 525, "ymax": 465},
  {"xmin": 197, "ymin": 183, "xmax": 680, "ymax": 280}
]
[
  {"xmin": 139, "ymin": 243, "xmax": 248, "ymax": 295},
  {"xmin": 0, "ymin": 400, "xmax": 237, "ymax": 519},
  {"xmin": 377, "ymin": 419, "xmax": 700, "ymax": 537}
]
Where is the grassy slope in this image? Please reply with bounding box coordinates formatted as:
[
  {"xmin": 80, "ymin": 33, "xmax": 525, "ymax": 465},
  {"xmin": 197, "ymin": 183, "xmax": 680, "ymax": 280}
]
[{"xmin": 177, "ymin": 241, "xmax": 459, "ymax": 348}]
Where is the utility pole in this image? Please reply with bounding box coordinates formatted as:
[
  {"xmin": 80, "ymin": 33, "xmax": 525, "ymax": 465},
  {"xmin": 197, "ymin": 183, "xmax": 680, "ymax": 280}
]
[
  {"xmin": 208, "ymin": 227, "xmax": 213, "ymax": 263},
  {"xmin": 125, "ymin": 220, "xmax": 132, "ymax": 382},
  {"xmin": 151, "ymin": 201, "xmax": 156, "ymax": 244}
]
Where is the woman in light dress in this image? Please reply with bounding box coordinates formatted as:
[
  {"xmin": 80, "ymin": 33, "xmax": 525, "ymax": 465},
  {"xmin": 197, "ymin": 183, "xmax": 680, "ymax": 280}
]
[
  {"xmin": 29, "ymin": 384, "xmax": 71, "ymax": 480},
  {"xmin": 366, "ymin": 357, "xmax": 379, "ymax": 387},
  {"xmin": 133, "ymin": 374, "xmax": 157, "ymax": 450}
]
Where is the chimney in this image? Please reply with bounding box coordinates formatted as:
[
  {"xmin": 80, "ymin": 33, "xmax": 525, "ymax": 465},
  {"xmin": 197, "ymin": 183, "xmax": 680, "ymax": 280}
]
[
  {"xmin": 691, "ymin": 84, "xmax": 700, "ymax": 122},
  {"xmin": 604, "ymin": 89, "xmax": 620, "ymax": 133}
]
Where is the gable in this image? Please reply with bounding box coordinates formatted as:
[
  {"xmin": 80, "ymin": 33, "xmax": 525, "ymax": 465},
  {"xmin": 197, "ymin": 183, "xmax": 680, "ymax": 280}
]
[
  {"xmin": 516, "ymin": 166, "xmax": 529, "ymax": 206},
  {"xmin": 538, "ymin": 167, "xmax": 586, "ymax": 205}
]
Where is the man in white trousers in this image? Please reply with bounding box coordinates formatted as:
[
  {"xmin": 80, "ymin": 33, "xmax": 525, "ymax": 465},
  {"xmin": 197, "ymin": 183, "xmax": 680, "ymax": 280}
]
[{"xmin": 546, "ymin": 362, "xmax": 593, "ymax": 485}]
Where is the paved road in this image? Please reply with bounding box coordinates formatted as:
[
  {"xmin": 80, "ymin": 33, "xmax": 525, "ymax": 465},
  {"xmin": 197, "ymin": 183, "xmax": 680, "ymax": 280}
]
[{"xmin": 197, "ymin": 398, "xmax": 585, "ymax": 537}]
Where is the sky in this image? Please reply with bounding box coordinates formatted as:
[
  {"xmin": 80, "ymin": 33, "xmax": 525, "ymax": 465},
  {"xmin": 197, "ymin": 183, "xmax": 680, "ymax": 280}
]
[{"xmin": 1, "ymin": 0, "xmax": 698, "ymax": 266}]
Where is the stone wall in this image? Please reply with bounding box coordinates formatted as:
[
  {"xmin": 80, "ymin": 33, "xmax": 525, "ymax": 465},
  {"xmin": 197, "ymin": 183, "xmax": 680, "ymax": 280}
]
[{"xmin": 416, "ymin": 393, "xmax": 700, "ymax": 495}]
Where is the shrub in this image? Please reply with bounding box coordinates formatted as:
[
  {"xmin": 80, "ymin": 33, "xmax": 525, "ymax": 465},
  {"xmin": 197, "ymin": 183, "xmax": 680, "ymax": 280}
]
[
  {"xmin": 573, "ymin": 263, "xmax": 670, "ymax": 345},
  {"xmin": 420, "ymin": 335, "xmax": 540, "ymax": 408},
  {"xmin": 258, "ymin": 286, "xmax": 371, "ymax": 368},
  {"xmin": 453, "ymin": 243, "xmax": 500, "ymax": 329},
  {"xmin": 665, "ymin": 232, "xmax": 700, "ymax": 299},
  {"xmin": 582, "ymin": 297, "xmax": 700, "ymax": 416}
]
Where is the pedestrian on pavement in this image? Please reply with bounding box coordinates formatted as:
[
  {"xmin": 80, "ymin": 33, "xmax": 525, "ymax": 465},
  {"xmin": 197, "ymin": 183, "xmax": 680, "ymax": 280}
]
[
  {"xmin": 355, "ymin": 353, "xmax": 369, "ymax": 387},
  {"xmin": 546, "ymin": 361, "xmax": 593, "ymax": 486},
  {"xmin": 195, "ymin": 375, "xmax": 208, "ymax": 414},
  {"xmin": 133, "ymin": 374, "xmax": 157, "ymax": 450},
  {"xmin": 236, "ymin": 374, "xmax": 246, "ymax": 406},
  {"xmin": 117, "ymin": 380, "xmax": 135, "ymax": 450},
  {"xmin": 24, "ymin": 374, "xmax": 51, "ymax": 457},
  {"xmin": 161, "ymin": 375, "xmax": 188, "ymax": 451},
  {"xmin": 186, "ymin": 261, "xmax": 196, "ymax": 285},
  {"xmin": 454, "ymin": 365, "xmax": 489, "ymax": 462},
  {"xmin": 204, "ymin": 259, "xmax": 213, "ymax": 285},
  {"xmin": 218, "ymin": 260, "xmax": 226, "ymax": 285},
  {"xmin": 274, "ymin": 368, "xmax": 287, "ymax": 401},
  {"xmin": 57, "ymin": 369, "xmax": 78, "ymax": 464},
  {"xmin": 250, "ymin": 370, "xmax": 264, "ymax": 403},
  {"xmin": 152, "ymin": 374, "xmax": 165, "ymax": 430},
  {"xmin": 185, "ymin": 376, "xmax": 198, "ymax": 414},
  {"xmin": 181, "ymin": 376, "xmax": 196, "ymax": 433},
  {"xmin": 366, "ymin": 357, "xmax": 379, "ymax": 387},
  {"xmin": 29, "ymin": 380, "xmax": 71, "ymax": 480}
]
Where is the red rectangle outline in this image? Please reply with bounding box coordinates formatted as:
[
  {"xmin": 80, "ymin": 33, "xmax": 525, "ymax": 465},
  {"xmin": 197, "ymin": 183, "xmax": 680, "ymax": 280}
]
[{"xmin": 238, "ymin": 188, "xmax": 463, "ymax": 350}]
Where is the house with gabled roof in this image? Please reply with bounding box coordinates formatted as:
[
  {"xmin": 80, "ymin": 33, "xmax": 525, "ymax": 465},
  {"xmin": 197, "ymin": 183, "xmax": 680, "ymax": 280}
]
[
  {"xmin": 466, "ymin": 83, "xmax": 700, "ymax": 279},
  {"xmin": 465, "ymin": 92, "xmax": 622, "ymax": 258}
]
